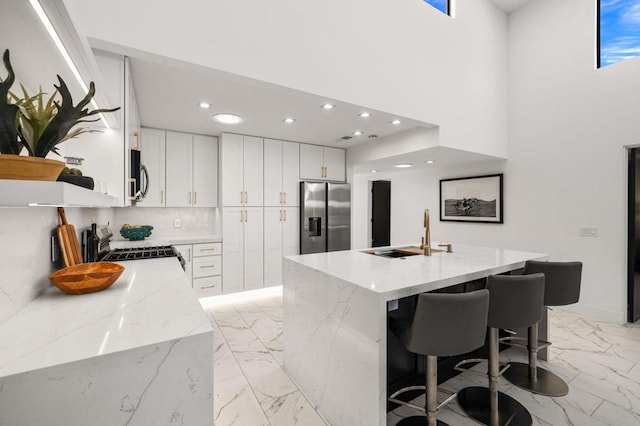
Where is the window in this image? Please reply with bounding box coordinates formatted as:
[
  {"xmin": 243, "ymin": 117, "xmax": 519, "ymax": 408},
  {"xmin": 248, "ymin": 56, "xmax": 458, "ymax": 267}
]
[
  {"xmin": 423, "ymin": 0, "xmax": 449, "ymax": 15},
  {"xmin": 598, "ymin": 0, "xmax": 640, "ymax": 67}
]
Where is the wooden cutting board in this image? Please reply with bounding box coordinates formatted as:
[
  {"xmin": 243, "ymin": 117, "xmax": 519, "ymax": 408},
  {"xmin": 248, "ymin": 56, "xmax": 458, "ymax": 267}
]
[{"xmin": 57, "ymin": 207, "xmax": 83, "ymax": 267}]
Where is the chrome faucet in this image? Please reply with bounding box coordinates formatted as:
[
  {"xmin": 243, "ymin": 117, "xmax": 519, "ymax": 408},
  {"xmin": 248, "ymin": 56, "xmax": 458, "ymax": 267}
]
[{"xmin": 420, "ymin": 209, "xmax": 432, "ymax": 256}]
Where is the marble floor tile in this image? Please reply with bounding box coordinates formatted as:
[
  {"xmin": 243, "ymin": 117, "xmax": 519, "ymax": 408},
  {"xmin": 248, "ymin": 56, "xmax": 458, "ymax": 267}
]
[
  {"xmin": 592, "ymin": 400, "xmax": 640, "ymax": 425},
  {"xmin": 214, "ymin": 374, "xmax": 269, "ymax": 426},
  {"xmin": 207, "ymin": 296, "xmax": 640, "ymax": 426}
]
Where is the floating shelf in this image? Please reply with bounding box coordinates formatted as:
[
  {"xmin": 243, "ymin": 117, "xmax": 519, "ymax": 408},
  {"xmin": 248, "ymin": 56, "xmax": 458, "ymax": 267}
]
[{"xmin": 0, "ymin": 180, "xmax": 119, "ymax": 207}]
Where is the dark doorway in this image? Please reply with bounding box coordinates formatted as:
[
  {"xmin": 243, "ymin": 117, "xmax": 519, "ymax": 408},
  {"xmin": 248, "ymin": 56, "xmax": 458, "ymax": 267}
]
[
  {"xmin": 371, "ymin": 180, "xmax": 391, "ymax": 247},
  {"xmin": 628, "ymin": 149, "xmax": 640, "ymax": 322}
]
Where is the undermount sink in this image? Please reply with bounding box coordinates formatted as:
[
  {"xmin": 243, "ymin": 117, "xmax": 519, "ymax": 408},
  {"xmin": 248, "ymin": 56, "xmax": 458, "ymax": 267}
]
[{"xmin": 365, "ymin": 246, "xmax": 444, "ymax": 258}]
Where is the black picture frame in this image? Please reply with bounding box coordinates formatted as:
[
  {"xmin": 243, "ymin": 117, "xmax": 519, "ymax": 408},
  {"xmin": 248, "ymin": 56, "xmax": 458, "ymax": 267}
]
[{"xmin": 440, "ymin": 174, "xmax": 503, "ymax": 223}]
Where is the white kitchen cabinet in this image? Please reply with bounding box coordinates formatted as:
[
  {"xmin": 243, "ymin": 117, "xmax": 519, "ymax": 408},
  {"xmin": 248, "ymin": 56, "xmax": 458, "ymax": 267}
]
[
  {"xmin": 222, "ymin": 206, "xmax": 264, "ymax": 293},
  {"xmin": 192, "ymin": 242, "xmax": 222, "ymax": 296},
  {"xmin": 299, "ymin": 144, "xmax": 345, "ymax": 182},
  {"xmin": 264, "ymin": 207, "xmax": 299, "ymax": 287},
  {"xmin": 264, "ymin": 139, "xmax": 300, "ymax": 207},
  {"xmin": 165, "ymin": 131, "xmax": 218, "ymax": 207},
  {"xmin": 173, "ymin": 242, "xmax": 222, "ymax": 296},
  {"xmin": 221, "ymin": 133, "xmax": 263, "ymax": 207},
  {"xmin": 165, "ymin": 131, "xmax": 193, "ymax": 207},
  {"xmin": 137, "ymin": 128, "xmax": 166, "ymax": 207},
  {"xmin": 192, "ymin": 135, "xmax": 219, "ymax": 207}
]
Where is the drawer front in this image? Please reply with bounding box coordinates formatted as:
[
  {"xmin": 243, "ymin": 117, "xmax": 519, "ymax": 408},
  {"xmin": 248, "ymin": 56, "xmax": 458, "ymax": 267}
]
[
  {"xmin": 194, "ymin": 276, "xmax": 222, "ymax": 296},
  {"xmin": 192, "ymin": 255, "xmax": 221, "ymax": 278},
  {"xmin": 193, "ymin": 242, "xmax": 222, "ymax": 257}
]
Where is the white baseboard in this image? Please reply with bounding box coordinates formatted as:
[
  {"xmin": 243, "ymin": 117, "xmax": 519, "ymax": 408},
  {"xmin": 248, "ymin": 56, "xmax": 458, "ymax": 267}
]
[{"xmin": 559, "ymin": 303, "xmax": 626, "ymax": 325}]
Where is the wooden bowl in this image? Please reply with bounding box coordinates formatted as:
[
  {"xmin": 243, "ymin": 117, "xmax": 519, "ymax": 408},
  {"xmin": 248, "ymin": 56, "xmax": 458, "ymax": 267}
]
[{"xmin": 49, "ymin": 262, "xmax": 125, "ymax": 295}]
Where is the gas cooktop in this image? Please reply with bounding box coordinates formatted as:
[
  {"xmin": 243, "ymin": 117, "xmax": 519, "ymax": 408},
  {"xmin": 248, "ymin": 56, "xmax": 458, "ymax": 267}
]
[{"xmin": 101, "ymin": 246, "xmax": 179, "ymax": 262}]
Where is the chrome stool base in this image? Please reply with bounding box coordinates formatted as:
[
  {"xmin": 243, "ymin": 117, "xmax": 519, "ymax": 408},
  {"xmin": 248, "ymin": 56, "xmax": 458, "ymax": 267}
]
[
  {"xmin": 396, "ymin": 416, "xmax": 448, "ymax": 426},
  {"xmin": 502, "ymin": 362, "xmax": 568, "ymax": 396},
  {"xmin": 457, "ymin": 386, "xmax": 532, "ymax": 426}
]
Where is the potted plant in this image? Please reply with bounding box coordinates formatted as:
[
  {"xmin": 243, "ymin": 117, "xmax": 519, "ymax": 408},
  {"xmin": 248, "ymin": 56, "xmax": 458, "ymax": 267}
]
[{"xmin": 0, "ymin": 49, "xmax": 119, "ymax": 181}]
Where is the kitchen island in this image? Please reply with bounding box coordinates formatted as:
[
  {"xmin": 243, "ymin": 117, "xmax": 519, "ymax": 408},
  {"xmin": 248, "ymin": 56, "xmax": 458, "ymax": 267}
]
[
  {"xmin": 0, "ymin": 257, "xmax": 213, "ymax": 426},
  {"xmin": 283, "ymin": 244, "xmax": 547, "ymax": 426}
]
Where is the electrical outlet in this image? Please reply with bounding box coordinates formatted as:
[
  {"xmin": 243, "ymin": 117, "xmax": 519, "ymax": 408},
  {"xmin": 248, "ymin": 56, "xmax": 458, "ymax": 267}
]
[
  {"xmin": 174, "ymin": 218, "xmax": 182, "ymax": 228},
  {"xmin": 579, "ymin": 227, "xmax": 598, "ymax": 237}
]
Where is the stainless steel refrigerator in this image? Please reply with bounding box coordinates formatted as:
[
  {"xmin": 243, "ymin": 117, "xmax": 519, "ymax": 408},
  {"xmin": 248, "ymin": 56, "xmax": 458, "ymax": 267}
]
[{"xmin": 300, "ymin": 182, "xmax": 351, "ymax": 254}]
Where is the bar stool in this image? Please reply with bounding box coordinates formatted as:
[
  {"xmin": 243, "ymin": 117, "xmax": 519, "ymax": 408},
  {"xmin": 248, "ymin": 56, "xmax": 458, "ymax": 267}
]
[
  {"xmin": 502, "ymin": 261, "xmax": 582, "ymax": 397},
  {"xmin": 388, "ymin": 290, "xmax": 490, "ymax": 426},
  {"xmin": 457, "ymin": 273, "xmax": 545, "ymax": 426}
]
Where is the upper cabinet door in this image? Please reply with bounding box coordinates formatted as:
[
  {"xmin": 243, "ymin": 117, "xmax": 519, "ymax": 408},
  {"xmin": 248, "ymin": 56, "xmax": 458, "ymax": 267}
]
[
  {"xmin": 243, "ymin": 136, "xmax": 264, "ymax": 206},
  {"xmin": 299, "ymin": 144, "xmax": 324, "ymax": 180},
  {"xmin": 323, "ymin": 147, "xmax": 346, "ymax": 182},
  {"xmin": 221, "ymin": 133, "xmax": 244, "ymax": 206},
  {"xmin": 165, "ymin": 131, "xmax": 193, "ymax": 207},
  {"xmin": 138, "ymin": 128, "xmax": 165, "ymax": 207},
  {"xmin": 192, "ymin": 135, "xmax": 218, "ymax": 207},
  {"xmin": 263, "ymin": 139, "xmax": 283, "ymax": 207},
  {"xmin": 282, "ymin": 141, "xmax": 300, "ymax": 206}
]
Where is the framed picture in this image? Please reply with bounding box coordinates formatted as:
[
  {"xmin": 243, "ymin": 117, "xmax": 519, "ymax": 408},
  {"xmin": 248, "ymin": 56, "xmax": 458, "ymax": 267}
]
[{"xmin": 440, "ymin": 174, "xmax": 503, "ymax": 223}]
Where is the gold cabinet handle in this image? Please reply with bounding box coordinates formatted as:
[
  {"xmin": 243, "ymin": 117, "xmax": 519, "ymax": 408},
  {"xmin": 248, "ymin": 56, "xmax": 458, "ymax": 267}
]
[
  {"xmin": 244, "ymin": 210, "xmax": 248, "ymax": 222},
  {"xmin": 280, "ymin": 210, "xmax": 283, "ymax": 222},
  {"xmin": 188, "ymin": 248, "xmax": 192, "ymax": 262},
  {"xmin": 200, "ymin": 248, "xmax": 216, "ymax": 252},
  {"xmin": 188, "ymin": 192, "xmax": 192, "ymax": 204},
  {"xmin": 284, "ymin": 209, "xmax": 287, "ymax": 221},
  {"xmin": 160, "ymin": 190, "xmax": 164, "ymax": 205},
  {"xmin": 284, "ymin": 192, "xmax": 287, "ymax": 204},
  {"xmin": 240, "ymin": 210, "xmax": 244, "ymax": 222},
  {"xmin": 245, "ymin": 191, "xmax": 248, "ymax": 204},
  {"xmin": 194, "ymin": 191, "xmax": 197, "ymax": 205},
  {"xmin": 200, "ymin": 284, "xmax": 217, "ymax": 290},
  {"xmin": 240, "ymin": 191, "xmax": 244, "ymax": 204},
  {"xmin": 200, "ymin": 264, "xmax": 216, "ymax": 269},
  {"xmin": 133, "ymin": 131, "xmax": 140, "ymax": 150}
]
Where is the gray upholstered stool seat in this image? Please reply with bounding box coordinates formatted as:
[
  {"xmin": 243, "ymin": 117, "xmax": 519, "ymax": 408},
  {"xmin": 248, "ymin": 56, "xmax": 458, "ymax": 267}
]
[
  {"xmin": 502, "ymin": 261, "xmax": 582, "ymax": 397},
  {"xmin": 388, "ymin": 290, "xmax": 490, "ymax": 426},
  {"xmin": 457, "ymin": 273, "xmax": 545, "ymax": 426}
]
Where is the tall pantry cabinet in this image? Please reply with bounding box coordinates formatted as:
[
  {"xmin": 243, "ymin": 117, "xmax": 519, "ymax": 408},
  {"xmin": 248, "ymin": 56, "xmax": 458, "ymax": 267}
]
[
  {"xmin": 221, "ymin": 134, "xmax": 264, "ymax": 293},
  {"xmin": 263, "ymin": 139, "xmax": 299, "ymax": 287}
]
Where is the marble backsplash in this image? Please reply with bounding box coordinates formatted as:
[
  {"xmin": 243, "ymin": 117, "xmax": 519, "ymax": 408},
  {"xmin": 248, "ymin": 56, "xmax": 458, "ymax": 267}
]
[
  {"xmin": 112, "ymin": 207, "xmax": 220, "ymax": 240},
  {"xmin": 0, "ymin": 207, "xmax": 113, "ymax": 324}
]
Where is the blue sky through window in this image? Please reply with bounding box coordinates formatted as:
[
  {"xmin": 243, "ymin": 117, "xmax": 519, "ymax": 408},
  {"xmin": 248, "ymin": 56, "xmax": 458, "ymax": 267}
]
[
  {"xmin": 600, "ymin": 0, "xmax": 640, "ymax": 67},
  {"xmin": 423, "ymin": 0, "xmax": 448, "ymax": 15}
]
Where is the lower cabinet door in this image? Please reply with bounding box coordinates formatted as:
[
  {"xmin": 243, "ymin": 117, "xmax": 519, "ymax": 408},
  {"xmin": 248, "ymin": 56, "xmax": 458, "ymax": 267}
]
[
  {"xmin": 194, "ymin": 276, "xmax": 222, "ymax": 296},
  {"xmin": 243, "ymin": 207, "xmax": 264, "ymax": 290},
  {"xmin": 223, "ymin": 207, "xmax": 244, "ymax": 294},
  {"xmin": 264, "ymin": 207, "xmax": 283, "ymax": 287}
]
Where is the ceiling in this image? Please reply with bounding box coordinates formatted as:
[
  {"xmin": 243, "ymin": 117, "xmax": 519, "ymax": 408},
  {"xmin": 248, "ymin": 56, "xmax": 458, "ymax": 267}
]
[
  {"xmin": 488, "ymin": 0, "xmax": 534, "ymax": 13},
  {"xmin": 128, "ymin": 55, "xmax": 434, "ymax": 149}
]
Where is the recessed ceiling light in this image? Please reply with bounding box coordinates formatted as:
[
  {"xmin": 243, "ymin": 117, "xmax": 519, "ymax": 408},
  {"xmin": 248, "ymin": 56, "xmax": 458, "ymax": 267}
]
[
  {"xmin": 212, "ymin": 113, "xmax": 243, "ymax": 124},
  {"xmin": 425, "ymin": 160, "xmax": 435, "ymax": 164},
  {"xmin": 284, "ymin": 117, "xmax": 296, "ymax": 124},
  {"xmin": 353, "ymin": 131, "xmax": 363, "ymax": 136},
  {"xmin": 394, "ymin": 163, "xmax": 414, "ymax": 168},
  {"xmin": 391, "ymin": 119, "xmax": 402, "ymax": 125},
  {"xmin": 199, "ymin": 102, "xmax": 211, "ymax": 109},
  {"xmin": 359, "ymin": 112, "xmax": 371, "ymax": 118},
  {"xmin": 370, "ymin": 170, "xmax": 378, "ymax": 173},
  {"xmin": 322, "ymin": 103, "xmax": 335, "ymax": 110}
]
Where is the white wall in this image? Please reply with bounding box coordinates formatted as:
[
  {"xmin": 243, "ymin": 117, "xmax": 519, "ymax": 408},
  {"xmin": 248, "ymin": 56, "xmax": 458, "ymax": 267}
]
[
  {"xmin": 0, "ymin": 207, "xmax": 113, "ymax": 323},
  {"xmin": 505, "ymin": 0, "xmax": 640, "ymax": 323},
  {"xmin": 63, "ymin": 0, "xmax": 509, "ymax": 158},
  {"xmin": 352, "ymin": 0, "xmax": 640, "ymax": 324}
]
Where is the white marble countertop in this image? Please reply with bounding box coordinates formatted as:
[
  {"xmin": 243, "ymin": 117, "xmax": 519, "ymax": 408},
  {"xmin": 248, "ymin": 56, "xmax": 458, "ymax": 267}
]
[
  {"xmin": 111, "ymin": 234, "xmax": 221, "ymax": 248},
  {"xmin": 0, "ymin": 257, "xmax": 212, "ymax": 378},
  {"xmin": 285, "ymin": 243, "xmax": 547, "ymax": 301}
]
